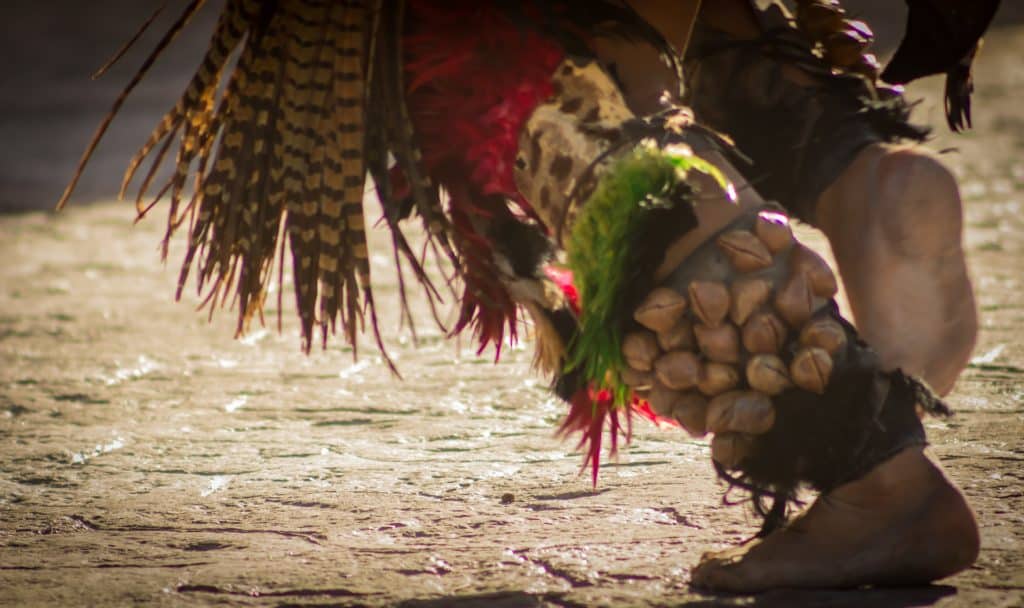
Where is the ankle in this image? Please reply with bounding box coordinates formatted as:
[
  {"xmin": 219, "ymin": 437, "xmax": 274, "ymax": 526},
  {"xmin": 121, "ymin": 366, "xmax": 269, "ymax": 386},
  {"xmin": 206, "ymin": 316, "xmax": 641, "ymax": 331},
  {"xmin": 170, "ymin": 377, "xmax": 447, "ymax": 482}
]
[{"xmin": 833, "ymin": 447, "xmax": 938, "ymax": 505}]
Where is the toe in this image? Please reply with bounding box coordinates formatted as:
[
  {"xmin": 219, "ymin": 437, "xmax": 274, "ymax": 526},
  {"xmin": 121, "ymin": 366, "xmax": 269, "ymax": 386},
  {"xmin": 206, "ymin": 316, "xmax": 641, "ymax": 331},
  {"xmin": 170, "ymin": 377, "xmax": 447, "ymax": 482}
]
[
  {"xmin": 691, "ymin": 547, "xmax": 747, "ymax": 591},
  {"xmin": 689, "ymin": 557, "xmax": 720, "ymax": 590}
]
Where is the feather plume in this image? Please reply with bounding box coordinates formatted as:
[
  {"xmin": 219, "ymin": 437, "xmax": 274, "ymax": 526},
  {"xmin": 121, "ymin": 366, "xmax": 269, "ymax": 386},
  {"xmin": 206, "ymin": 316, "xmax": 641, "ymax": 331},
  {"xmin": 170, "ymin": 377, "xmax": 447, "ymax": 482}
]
[
  {"xmin": 566, "ymin": 143, "xmax": 721, "ymax": 405},
  {"xmin": 60, "ymin": 0, "xmax": 401, "ymax": 368}
]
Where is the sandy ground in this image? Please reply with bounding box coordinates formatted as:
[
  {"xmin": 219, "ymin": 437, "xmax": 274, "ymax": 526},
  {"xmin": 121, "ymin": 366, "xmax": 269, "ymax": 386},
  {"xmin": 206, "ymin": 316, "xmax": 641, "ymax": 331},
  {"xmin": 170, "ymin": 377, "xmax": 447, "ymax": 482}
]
[{"xmin": 2, "ymin": 10, "xmax": 1024, "ymax": 608}]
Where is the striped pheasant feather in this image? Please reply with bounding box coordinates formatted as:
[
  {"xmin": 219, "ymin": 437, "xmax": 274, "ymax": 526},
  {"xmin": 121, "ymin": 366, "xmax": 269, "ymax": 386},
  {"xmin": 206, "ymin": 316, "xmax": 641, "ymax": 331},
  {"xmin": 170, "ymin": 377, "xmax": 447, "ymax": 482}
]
[
  {"xmin": 361, "ymin": 0, "xmax": 455, "ymax": 339},
  {"xmin": 62, "ymin": 0, "xmax": 662, "ymax": 369},
  {"xmin": 375, "ymin": 0, "xmax": 454, "ymax": 265},
  {"xmin": 59, "ymin": 0, "xmax": 408, "ymax": 366},
  {"xmin": 121, "ymin": 0, "xmax": 257, "ymax": 215}
]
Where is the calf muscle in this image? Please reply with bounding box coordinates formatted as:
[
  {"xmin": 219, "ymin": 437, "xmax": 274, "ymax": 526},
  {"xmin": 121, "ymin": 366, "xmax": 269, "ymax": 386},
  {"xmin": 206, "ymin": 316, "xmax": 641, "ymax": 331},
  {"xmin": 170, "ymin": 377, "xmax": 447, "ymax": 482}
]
[{"xmin": 816, "ymin": 144, "xmax": 977, "ymax": 394}]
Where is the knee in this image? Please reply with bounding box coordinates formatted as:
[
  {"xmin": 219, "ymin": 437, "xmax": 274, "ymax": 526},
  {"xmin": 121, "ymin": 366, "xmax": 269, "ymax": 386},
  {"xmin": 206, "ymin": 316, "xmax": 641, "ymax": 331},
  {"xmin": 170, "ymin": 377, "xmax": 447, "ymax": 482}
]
[{"xmin": 875, "ymin": 149, "xmax": 965, "ymax": 254}]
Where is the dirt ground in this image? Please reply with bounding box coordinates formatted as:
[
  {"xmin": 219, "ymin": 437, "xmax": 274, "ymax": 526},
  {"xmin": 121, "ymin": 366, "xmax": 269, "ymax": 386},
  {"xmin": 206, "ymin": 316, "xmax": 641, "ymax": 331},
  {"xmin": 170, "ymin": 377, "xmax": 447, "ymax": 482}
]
[{"xmin": 3, "ymin": 14, "xmax": 1024, "ymax": 608}]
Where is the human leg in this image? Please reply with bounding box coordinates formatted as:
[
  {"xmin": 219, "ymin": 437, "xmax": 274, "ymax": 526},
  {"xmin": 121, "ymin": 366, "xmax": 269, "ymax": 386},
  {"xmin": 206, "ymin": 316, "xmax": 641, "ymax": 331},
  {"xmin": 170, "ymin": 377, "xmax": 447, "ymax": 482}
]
[
  {"xmin": 680, "ymin": 1, "xmax": 978, "ymax": 392},
  {"xmin": 815, "ymin": 145, "xmax": 977, "ymax": 395},
  {"xmin": 636, "ymin": 163, "xmax": 979, "ymax": 592},
  {"xmin": 515, "ymin": 55, "xmax": 980, "ymax": 589}
]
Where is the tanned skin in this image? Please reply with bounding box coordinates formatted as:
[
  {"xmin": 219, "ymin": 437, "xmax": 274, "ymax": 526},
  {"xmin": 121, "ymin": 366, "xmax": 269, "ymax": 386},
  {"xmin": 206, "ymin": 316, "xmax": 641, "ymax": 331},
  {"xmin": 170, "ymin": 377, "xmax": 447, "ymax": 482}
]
[
  {"xmin": 597, "ymin": 0, "xmax": 982, "ymax": 592},
  {"xmin": 625, "ymin": 0, "xmax": 978, "ymax": 394}
]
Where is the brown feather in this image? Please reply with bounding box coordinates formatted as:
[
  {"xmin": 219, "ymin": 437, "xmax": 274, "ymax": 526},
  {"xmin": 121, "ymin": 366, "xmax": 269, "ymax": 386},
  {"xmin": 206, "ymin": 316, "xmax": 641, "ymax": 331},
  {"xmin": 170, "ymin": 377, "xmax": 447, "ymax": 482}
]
[
  {"xmin": 57, "ymin": 0, "xmax": 208, "ymax": 210},
  {"xmin": 61, "ymin": 0, "xmax": 438, "ymax": 368}
]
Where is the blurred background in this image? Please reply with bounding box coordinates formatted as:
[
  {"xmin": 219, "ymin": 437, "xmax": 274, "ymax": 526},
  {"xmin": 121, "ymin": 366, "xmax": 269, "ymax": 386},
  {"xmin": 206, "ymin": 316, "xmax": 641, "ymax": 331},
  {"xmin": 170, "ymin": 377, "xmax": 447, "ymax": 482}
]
[
  {"xmin": 1, "ymin": 0, "xmax": 1022, "ymax": 212},
  {"xmin": 0, "ymin": 1, "xmax": 223, "ymax": 211}
]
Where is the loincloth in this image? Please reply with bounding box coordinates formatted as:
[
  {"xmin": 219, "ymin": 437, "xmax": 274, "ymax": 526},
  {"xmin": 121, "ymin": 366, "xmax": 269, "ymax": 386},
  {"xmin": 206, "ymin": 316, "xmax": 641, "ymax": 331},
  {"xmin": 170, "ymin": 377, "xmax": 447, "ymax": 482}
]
[{"xmin": 682, "ymin": 2, "xmax": 929, "ymax": 223}]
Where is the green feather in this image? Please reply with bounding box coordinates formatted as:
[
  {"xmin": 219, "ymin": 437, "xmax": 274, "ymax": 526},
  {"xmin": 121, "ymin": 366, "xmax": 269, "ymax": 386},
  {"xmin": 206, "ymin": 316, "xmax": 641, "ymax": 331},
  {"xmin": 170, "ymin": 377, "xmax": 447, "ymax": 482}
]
[{"xmin": 565, "ymin": 141, "xmax": 728, "ymax": 407}]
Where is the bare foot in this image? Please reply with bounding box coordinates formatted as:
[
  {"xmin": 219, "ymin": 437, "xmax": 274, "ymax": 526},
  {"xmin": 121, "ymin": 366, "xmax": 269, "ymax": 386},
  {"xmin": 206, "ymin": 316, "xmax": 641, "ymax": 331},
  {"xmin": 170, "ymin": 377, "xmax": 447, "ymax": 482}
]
[{"xmin": 691, "ymin": 447, "xmax": 979, "ymax": 592}]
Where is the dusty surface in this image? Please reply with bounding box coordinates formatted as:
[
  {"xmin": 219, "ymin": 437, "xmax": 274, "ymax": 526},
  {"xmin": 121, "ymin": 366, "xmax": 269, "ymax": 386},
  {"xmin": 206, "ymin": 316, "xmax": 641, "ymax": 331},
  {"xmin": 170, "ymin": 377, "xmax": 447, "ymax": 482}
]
[{"xmin": 3, "ymin": 17, "xmax": 1024, "ymax": 608}]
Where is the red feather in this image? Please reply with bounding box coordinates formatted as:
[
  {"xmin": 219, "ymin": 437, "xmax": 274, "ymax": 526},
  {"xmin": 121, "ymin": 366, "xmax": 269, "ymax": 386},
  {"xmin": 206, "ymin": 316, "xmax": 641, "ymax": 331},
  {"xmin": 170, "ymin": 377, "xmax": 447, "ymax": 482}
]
[
  {"xmin": 547, "ymin": 267, "xmax": 678, "ymax": 482},
  {"xmin": 403, "ymin": 3, "xmax": 676, "ymax": 478},
  {"xmin": 558, "ymin": 388, "xmax": 678, "ymax": 486},
  {"xmin": 556, "ymin": 388, "xmax": 626, "ymax": 486},
  {"xmin": 404, "ymin": 2, "xmax": 564, "ymax": 354}
]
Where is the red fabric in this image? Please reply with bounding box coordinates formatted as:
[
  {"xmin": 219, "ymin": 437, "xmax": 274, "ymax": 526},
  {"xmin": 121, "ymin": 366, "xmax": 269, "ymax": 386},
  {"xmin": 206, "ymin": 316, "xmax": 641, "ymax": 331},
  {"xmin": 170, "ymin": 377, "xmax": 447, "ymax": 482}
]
[{"xmin": 543, "ymin": 266, "xmax": 580, "ymax": 315}]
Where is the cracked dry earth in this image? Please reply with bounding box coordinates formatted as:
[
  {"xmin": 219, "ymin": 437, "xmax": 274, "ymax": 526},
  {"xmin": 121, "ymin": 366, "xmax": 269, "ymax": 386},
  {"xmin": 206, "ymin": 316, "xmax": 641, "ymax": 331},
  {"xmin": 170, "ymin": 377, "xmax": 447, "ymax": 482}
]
[{"xmin": 3, "ymin": 26, "xmax": 1024, "ymax": 608}]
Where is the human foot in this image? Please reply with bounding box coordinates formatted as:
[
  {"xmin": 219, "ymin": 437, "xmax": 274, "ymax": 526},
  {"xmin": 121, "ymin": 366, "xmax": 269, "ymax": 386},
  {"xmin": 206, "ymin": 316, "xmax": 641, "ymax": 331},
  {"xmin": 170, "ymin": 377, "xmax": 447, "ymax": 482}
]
[{"xmin": 691, "ymin": 447, "xmax": 979, "ymax": 592}]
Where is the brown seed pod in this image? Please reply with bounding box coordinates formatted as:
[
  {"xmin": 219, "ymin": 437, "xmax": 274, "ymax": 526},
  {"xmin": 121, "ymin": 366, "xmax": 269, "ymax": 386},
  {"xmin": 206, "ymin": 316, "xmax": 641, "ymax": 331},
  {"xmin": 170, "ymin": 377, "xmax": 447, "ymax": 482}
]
[
  {"xmin": 774, "ymin": 272, "xmax": 815, "ymax": 328},
  {"xmin": 622, "ymin": 331, "xmax": 660, "ymax": 372},
  {"xmin": 697, "ymin": 362, "xmax": 740, "ymax": 397},
  {"xmin": 754, "ymin": 210, "xmax": 794, "ymax": 253},
  {"xmin": 791, "ymin": 347, "xmax": 834, "ymax": 394},
  {"xmin": 717, "ymin": 230, "xmax": 773, "ymax": 273},
  {"xmin": 672, "ymin": 392, "xmax": 709, "ymax": 438},
  {"xmin": 823, "ymin": 29, "xmax": 870, "ymax": 68},
  {"xmin": 850, "ymin": 52, "xmax": 881, "ymax": 80},
  {"xmin": 797, "ymin": 1, "xmax": 846, "ymax": 40},
  {"xmin": 791, "ymin": 245, "xmax": 838, "ymax": 299},
  {"xmin": 706, "ymin": 391, "xmax": 776, "ymax": 435},
  {"xmin": 647, "ymin": 383, "xmax": 682, "ymax": 417},
  {"xmin": 634, "ymin": 287, "xmax": 687, "ymax": 333},
  {"xmin": 688, "ymin": 281, "xmax": 730, "ymax": 328},
  {"xmin": 620, "ymin": 366, "xmax": 655, "ymax": 390},
  {"xmin": 710, "ymin": 432, "xmax": 753, "ymax": 470},
  {"xmin": 654, "ymin": 351, "xmax": 702, "ymax": 390},
  {"xmin": 845, "ymin": 19, "xmax": 875, "ymax": 44},
  {"xmin": 694, "ymin": 322, "xmax": 740, "ymax": 364},
  {"xmin": 745, "ymin": 354, "xmax": 792, "ymax": 396},
  {"xmin": 741, "ymin": 311, "xmax": 788, "ymax": 355},
  {"xmin": 730, "ymin": 278, "xmax": 773, "ymax": 326},
  {"xmin": 876, "ymin": 84, "xmax": 905, "ymax": 100},
  {"xmin": 799, "ymin": 318, "xmax": 847, "ymax": 355},
  {"xmin": 657, "ymin": 319, "xmax": 696, "ymax": 351}
]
